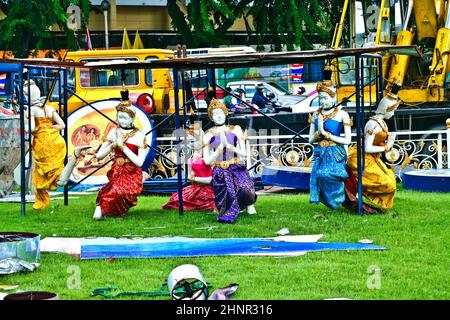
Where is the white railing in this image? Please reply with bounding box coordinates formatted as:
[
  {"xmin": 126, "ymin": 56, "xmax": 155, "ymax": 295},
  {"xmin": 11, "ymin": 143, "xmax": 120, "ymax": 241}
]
[{"xmin": 149, "ymin": 127, "xmax": 450, "ymax": 179}]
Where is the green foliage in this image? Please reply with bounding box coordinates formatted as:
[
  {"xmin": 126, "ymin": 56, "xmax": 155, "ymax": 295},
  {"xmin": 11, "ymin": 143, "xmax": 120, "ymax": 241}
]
[
  {"xmin": 168, "ymin": 0, "xmax": 253, "ymax": 48},
  {"xmin": 1, "ymin": 189, "xmax": 450, "ymax": 299},
  {"xmin": 168, "ymin": 0, "xmax": 340, "ymax": 51},
  {"xmin": 249, "ymin": 0, "xmax": 334, "ymax": 51},
  {"xmin": 0, "ymin": 0, "xmax": 92, "ymax": 57}
]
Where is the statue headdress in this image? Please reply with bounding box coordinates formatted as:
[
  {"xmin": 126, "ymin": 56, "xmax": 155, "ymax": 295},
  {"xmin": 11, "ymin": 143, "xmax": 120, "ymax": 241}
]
[
  {"xmin": 316, "ymin": 68, "xmax": 336, "ymax": 98},
  {"xmin": 376, "ymin": 83, "xmax": 401, "ymax": 114},
  {"xmin": 23, "ymin": 79, "xmax": 42, "ymax": 106},
  {"xmin": 116, "ymin": 87, "xmax": 136, "ymax": 118},
  {"xmin": 207, "ymin": 98, "xmax": 228, "ymax": 120}
]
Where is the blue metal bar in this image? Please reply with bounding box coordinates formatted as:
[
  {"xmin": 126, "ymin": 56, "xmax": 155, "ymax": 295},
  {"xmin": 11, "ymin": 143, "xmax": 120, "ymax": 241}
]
[
  {"xmin": 25, "ymin": 72, "xmax": 32, "ymax": 171},
  {"xmin": 360, "ymin": 54, "xmax": 384, "ymax": 109},
  {"xmin": 19, "ymin": 63, "xmax": 25, "ymax": 217},
  {"xmin": 63, "ymin": 69, "xmax": 69, "ymax": 206},
  {"xmin": 181, "ymin": 72, "xmax": 189, "ymax": 183},
  {"xmin": 173, "ymin": 67, "xmax": 184, "ymax": 216},
  {"xmin": 377, "ymin": 56, "xmax": 384, "ymax": 103},
  {"xmin": 355, "ymin": 55, "xmax": 364, "ymax": 215},
  {"xmin": 57, "ymin": 70, "xmax": 62, "ymax": 115}
]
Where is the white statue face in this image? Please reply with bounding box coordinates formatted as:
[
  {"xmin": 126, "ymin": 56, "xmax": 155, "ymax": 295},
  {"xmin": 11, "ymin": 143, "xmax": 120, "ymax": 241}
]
[
  {"xmin": 117, "ymin": 111, "xmax": 134, "ymax": 128},
  {"xmin": 318, "ymin": 92, "xmax": 335, "ymax": 110},
  {"xmin": 212, "ymin": 108, "xmax": 226, "ymax": 126}
]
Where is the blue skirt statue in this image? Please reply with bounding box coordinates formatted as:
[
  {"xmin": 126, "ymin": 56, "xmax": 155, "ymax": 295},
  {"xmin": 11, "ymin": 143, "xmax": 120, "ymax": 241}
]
[{"xmin": 308, "ymin": 73, "xmax": 352, "ymax": 210}]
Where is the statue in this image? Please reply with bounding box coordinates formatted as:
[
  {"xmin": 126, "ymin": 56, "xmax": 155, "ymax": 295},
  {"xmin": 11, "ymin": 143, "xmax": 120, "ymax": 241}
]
[
  {"xmin": 25, "ymin": 80, "xmax": 89, "ymax": 210},
  {"xmin": 92, "ymin": 88, "xmax": 149, "ymax": 220},
  {"xmin": 308, "ymin": 71, "xmax": 352, "ymax": 209},
  {"xmin": 346, "ymin": 84, "xmax": 400, "ymax": 211},
  {"xmin": 203, "ymin": 99, "xmax": 257, "ymax": 223},
  {"xmin": 162, "ymin": 123, "xmax": 216, "ymax": 211}
]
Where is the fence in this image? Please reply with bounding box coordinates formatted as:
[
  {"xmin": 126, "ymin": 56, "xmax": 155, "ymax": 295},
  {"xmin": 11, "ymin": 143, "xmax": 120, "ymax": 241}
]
[{"xmin": 149, "ymin": 124, "xmax": 450, "ymax": 181}]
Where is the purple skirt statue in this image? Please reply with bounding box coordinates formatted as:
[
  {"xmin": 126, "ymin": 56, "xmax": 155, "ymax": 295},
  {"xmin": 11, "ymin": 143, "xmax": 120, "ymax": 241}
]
[{"xmin": 211, "ymin": 163, "xmax": 257, "ymax": 223}]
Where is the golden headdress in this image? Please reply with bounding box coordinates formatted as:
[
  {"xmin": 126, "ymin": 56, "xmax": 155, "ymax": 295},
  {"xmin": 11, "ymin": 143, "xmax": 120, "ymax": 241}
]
[
  {"xmin": 116, "ymin": 87, "xmax": 136, "ymax": 118},
  {"xmin": 207, "ymin": 98, "xmax": 228, "ymax": 120},
  {"xmin": 316, "ymin": 68, "xmax": 336, "ymax": 98}
]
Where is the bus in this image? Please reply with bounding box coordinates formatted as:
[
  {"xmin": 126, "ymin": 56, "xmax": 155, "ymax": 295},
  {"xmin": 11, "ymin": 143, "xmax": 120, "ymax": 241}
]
[{"xmin": 47, "ymin": 48, "xmax": 176, "ymax": 115}]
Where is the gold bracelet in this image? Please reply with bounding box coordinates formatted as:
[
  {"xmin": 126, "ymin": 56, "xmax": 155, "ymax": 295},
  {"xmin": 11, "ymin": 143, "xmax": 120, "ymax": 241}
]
[
  {"xmin": 385, "ymin": 145, "xmax": 391, "ymax": 152},
  {"xmin": 118, "ymin": 144, "xmax": 124, "ymax": 151},
  {"xmin": 324, "ymin": 132, "xmax": 332, "ymax": 140}
]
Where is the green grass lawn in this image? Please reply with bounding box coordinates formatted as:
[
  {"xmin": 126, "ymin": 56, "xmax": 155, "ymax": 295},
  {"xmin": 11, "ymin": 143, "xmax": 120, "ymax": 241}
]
[{"xmin": 1, "ymin": 187, "xmax": 450, "ymax": 300}]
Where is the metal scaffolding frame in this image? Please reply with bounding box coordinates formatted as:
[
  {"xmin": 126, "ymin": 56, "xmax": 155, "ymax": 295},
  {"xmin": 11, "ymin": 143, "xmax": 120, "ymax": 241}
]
[
  {"xmin": 7, "ymin": 62, "xmax": 70, "ymax": 217},
  {"xmin": 2, "ymin": 45, "xmax": 421, "ymax": 216}
]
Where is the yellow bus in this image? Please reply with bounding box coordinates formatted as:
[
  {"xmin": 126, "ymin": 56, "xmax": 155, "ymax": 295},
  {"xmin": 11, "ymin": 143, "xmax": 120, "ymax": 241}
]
[{"xmin": 47, "ymin": 48, "xmax": 176, "ymax": 114}]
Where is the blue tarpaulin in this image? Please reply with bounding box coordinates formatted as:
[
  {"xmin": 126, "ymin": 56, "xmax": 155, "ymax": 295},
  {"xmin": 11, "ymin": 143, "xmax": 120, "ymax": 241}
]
[{"xmin": 80, "ymin": 236, "xmax": 386, "ymax": 259}]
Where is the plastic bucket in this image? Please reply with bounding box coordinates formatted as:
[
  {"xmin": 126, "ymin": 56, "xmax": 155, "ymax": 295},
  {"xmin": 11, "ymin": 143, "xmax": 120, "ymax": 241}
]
[
  {"xmin": 0, "ymin": 232, "xmax": 40, "ymax": 262},
  {"xmin": 167, "ymin": 264, "xmax": 208, "ymax": 300}
]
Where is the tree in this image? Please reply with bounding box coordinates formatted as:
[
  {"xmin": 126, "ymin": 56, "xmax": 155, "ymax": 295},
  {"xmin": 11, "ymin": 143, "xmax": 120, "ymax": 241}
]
[
  {"xmin": 0, "ymin": 0, "xmax": 92, "ymax": 58},
  {"xmin": 168, "ymin": 0, "xmax": 253, "ymax": 48},
  {"xmin": 249, "ymin": 0, "xmax": 339, "ymax": 51},
  {"xmin": 168, "ymin": 0, "xmax": 339, "ymax": 51}
]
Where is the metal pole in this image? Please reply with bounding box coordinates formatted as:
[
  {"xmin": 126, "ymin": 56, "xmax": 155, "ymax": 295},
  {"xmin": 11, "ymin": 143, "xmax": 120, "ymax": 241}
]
[
  {"xmin": 173, "ymin": 67, "xmax": 184, "ymax": 216},
  {"xmin": 26, "ymin": 70, "xmax": 32, "ymax": 181},
  {"xmin": 103, "ymin": 10, "xmax": 109, "ymax": 49},
  {"xmin": 19, "ymin": 63, "xmax": 25, "ymax": 217},
  {"xmin": 355, "ymin": 54, "xmax": 364, "ymax": 215},
  {"xmin": 377, "ymin": 56, "xmax": 383, "ymax": 103},
  {"xmin": 63, "ymin": 68, "xmax": 69, "ymax": 206},
  {"xmin": 181, "ymin": 72, "xmax": 189, "ymax": 183}
]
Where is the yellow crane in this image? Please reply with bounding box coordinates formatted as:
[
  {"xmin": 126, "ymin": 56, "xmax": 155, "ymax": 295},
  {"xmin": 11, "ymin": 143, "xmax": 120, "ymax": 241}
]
[{"xmin": 331, "ymin": 0, "xmax": 450, "ymax": 131}]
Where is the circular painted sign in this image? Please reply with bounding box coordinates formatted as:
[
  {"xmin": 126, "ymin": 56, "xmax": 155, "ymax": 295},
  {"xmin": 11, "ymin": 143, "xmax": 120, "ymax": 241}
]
[{"xmin": 67, "ymin": 99, "xmax": 156, "ymax": 185}]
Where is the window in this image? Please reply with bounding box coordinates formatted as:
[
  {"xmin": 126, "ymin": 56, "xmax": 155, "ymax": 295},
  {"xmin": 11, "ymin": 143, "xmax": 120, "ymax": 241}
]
[
  {"xmin": 144, "ymin": 56, "xmax": 158, "ymax": 86},
  {"xmin": 49, "ymin": 67, "xmax": 76, "ymax": 103},
  {"xmin": 79, "ymin": 58, "xmax": 139, "ymax": 88},
  {"xmin": 336, "ymin": 56, "xmax": 378, "ymax": 86},
  {"xmin": 185, "ymin": 69, "xmax": 208, "ymax": 89},
  {"xmin": 267, "ymin": 82, "xmax": 290, "ymax": 95},
  {"xmin": 244, "ymin": 85, "xmax": 256, "ymax": 98}
]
